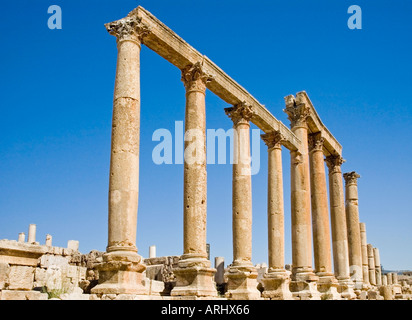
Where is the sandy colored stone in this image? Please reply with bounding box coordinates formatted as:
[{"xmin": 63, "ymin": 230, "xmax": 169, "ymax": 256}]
[{"xmin": 8, "ymin": 266, "xmax": 34, "ymax": 290}]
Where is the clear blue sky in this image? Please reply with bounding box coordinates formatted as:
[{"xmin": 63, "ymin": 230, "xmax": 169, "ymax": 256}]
[{"xmin": 1, "ymin": 0, "xmax": 411, "ymax": 271}]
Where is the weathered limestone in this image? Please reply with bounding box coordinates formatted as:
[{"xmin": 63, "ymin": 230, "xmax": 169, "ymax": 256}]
[
  {"xmin": 27, "ymin": 224, "xmax": 36, "ymax": 244},
  {"xmin": 149, "ymin": 245, "xmax": 156, "ymax": 259},
  {"xmin": 367, "ymin": 244, "xmax": 376, "ymax": 286},
  {"xmin": 284, "ymin": 94, "xmax": 319, "ymax": 299},
  {"xmin": 18, "ymin": 233, "xmax": 25, "ymax": 243},
  {"xmin": 359, "ymin": 223, "xmax": 370, "ymax": 287},
  {"xmin": 308, "ymin": 134, "xmax": 339, "ymax": 299},
  {"xmin": 224, "ymin": 102, "xmax": 260, "ymax": 300},
  {"xmin": 91, "ymin": 14, "xmax": 150, "ymax": 296},
  {"xmin": 344, "ymin": 172, "xmax": 363, "ymax": 290},
  {"xmin": 374, "ymin": 248, "xmax": 382, "ymax": 286},
  {"xmin": 171, "ymin": 62, "xmax": 217, "ymax": 298},
  {"xmin": 325, "ymin": 155, "xmax": 355, "ymax": 299},
  {"xmin": 45, "ymin": 234, "xmax": 52, "ymax": 247},
  {"xmin": 214, "ymin": 257, "xmax": 225, "ymax": 285},
  {"xmin": 260, "ymin": 131, "xmax": 292, "ymax": 300}
]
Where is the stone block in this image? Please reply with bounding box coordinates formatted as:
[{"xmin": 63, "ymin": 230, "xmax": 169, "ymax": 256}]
[
  {"xmin": 0, "ymin": 290, "xmax": 48, "ymax": 300},
  {"xmin": 0, "ymin": 262, "xmax": 10, "ymax": 289},
  {"xmin": 39, "ymin": 254, "xmax": 70, "ymax": 268},
  {"xmin": 8, "ymin": 266, "xmax": 34, "ymax": 290}
]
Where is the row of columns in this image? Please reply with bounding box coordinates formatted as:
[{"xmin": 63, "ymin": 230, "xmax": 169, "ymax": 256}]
[{"xmin": 92, "ymin": 14, "xmax": 384, "ymax": 299}]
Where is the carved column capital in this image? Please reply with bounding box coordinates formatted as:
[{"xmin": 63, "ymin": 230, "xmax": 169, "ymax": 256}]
[
  {"xmin": 261, "ymin": 131, "xmax": 285, "ymax": 149},
  {"xmin": 308, "ymin": 134, "xmax": 324, "ymax": 153},
  {"xmin": 181, "ymin": 62, "xmax": 214, "ymax": 93},
  {"xmin": 325, "ymin": 155, "xmax": 345, "ymax": 174},
  {"xmin": 224, "ymin": 102, "xmax": 254, "ymax": 126},
  {"xmin": 283, "ymin": 95, "xmax": 310, "ymax": 129},
  {"xmin": 343, "ymin": 171, "xmax": 361, "ymax": 185},
  {"xmin": 105, "ymin": 16, "xmax": 151, "ymax": 45}
]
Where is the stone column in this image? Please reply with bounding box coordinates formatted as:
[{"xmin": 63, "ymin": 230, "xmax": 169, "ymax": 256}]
[
  {"xmin": 27, "ymin": 224, "xmax": 36, "ymax": 244},
  {"xmin": 18, "ymin": 233, "xmax": 25, "ymax": 243},
  {"xmin": 214, "ymin": 257, "xmax": 225, "ymax": 285},
  {"xmin": 149, "ymin": 245, "xmax": 156, "ymax": 258},
  {"xmin": 374, "ymin": 248, "xmax": 382, "ymax": 286},
  {"xmin": 382, "ymin": 274, "xmax": 387, "ymax": 286},
  {"xmin": 344, "ymin": 171, "xmax": 363, "ymax": 290},
  {"xmin": 224, "ymin": 102, "xmax": 260, "ymax": 300},
  {"xmin": 387, "ymin": 273, "xmax": 393, "ymax": 285},
  {"xmin": 260, "ymin": 131, "xmax": 292, "ymax": 300},
  {"xmin": 284, "ymin": 93, "xmax": 318, "ymax": 299},
  {"xmin": 359, "ymin": 223, "xmax": 370, "ymax": 287},
  {"xmin": 171, "ymin": 62, "xmax": 217, "ymax": 297},
  {"xmin": 367, "ymin": 244, "xmax": 376, "ymax": 286},
  {"xmin": 308, "ymin": 134, "xmax": 339, "ymax": 298},
  {"xmin": 325, "ymin": 155, "xmax": 355, "ymax": 299},
  {"xmin": 92, "ymin": 15, "xmax": 150, "ymax": 296}
]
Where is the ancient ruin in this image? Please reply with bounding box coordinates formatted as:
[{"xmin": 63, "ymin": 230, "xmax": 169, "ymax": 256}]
[{"xmin": 1, "ymin": 6, "xmax": 411, "ymax": 300}]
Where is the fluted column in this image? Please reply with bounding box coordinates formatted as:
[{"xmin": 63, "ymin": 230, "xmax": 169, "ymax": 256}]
[
  {"xmin": 309, "ymin": 134, "xmax": 339, "ymax": 298},
  {"xmin": 92, "ymin": 15, "xmax": 150, "ymax": 295},
  {"xmin": 344, "ymin": 171, "xmax": 363, "ymax": 290},
  {"xmin": 260, "ymin": 131, "xmax": 292, "ymax": 300},
  {"xmin": 171, "ymin": 62, "xmax": 217, "ymax": 297},
  {"xmin": 360, "ymin": 223, "xmax": 370, "ymax": 287},
  {"xmin": 224, "ymin": 102, "xmax": 260, "ymax": 300}
]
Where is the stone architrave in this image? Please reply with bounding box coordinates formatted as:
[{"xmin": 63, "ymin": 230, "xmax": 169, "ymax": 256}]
[
  {"xmin": 91, "ymin": 15, "xmax": 151, "ymax": 296},
  {"xmin": 359, "ymin": 223, "xmax": 370, "ymax": 288},
  {"xmin": 308, "ymin": 134, "xmax": 339, "ymax": 299},
  {"xmin": 343, "ymin": 171, "xmax": 363, "ymax": 291},
  {"xmin": 284, "ymin": 94, "xmax": 319, "ymax": 299},
  {"xmin": 260, "ymin": 131, "xmax": 292, "ymax": 300},
  {"xmin": 325, "ymin": 155, "xmax": 356, "ymax": 299},
  {"xmin": 171, "ymin": 62, "xmax": 217, "ymax": 298},
  {"xmin": 223, "ymin": 102, "xmax": 260, "ymax": 300}
]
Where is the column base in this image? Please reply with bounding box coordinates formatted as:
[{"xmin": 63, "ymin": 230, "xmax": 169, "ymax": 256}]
[
  {"xmin": 336, "ymin": 277, "xmax": 357, "ymax": 300},
  {"xmin": 170, "ymin": 255, "xmax": 217, "ymax": 297},
  {"xmin": 316, "ymin": 273, "xmax": 341, "ymax": 300},
  {"xmin": 91, "ymin": 251, "xmax": 148, "ymax": 295},
  {"xmin": 225, "ymin": 264, "xmax": 261, "ymax": 300},
  {"xmin": 261, "ymin": 270, "xmax": 293, "ymax": 300},
  {"xmin": 290, "ymin": 267, "xmax": 320, "ymax": 300}
]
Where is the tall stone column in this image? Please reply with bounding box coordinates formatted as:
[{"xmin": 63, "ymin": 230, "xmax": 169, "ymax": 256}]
[
  {"xmin": 360, "ymin": 223, "xmax": 370, "ymax": 287},
  {"xmin": 367, "ymin": 244, "xmax": 376, "ymax": 286},
  {"xmin": 171, "ymin": 62, "xmax": 217, "ymax": 297},
  {"xmin": 374, "ymin": 248, "xmax": 382, "ymax": 286},
  {"xmin": 28, "ymin": 224, "xmax": 36, "ymax": 244},
  {"xmin": 325, "ymin": 155, "xmax": 355, "ymax": 299},
  {"xmin": 344, "ymin": 171, "xmax": 363, "ymax": 290},
  {"xmin": 224, "ymin": 102, "xmax": 260, "ymax": 300},
  {"xmin": 308, "ymin": 134, "xmax": 339, "ymax": 298},
  {"xmin": 260, "ymin": 131, "xmax": 292, "ymax": 300},
  {"xmin": 284, "ymin": 94, "xmax": 318, "ymax": 299},
  {"xmin": 92, "ymin": 16, "xmax": 150, "ymax": 296}
]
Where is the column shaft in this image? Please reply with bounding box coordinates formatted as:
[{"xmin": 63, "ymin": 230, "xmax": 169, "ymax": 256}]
[
  {"xmin": 309, "ymin": 135, "xmax": 333, "ymax": 276},
  {"xmin": 326, "ymin": 156, "xmax": 351, "ymax": 281},
  {"xmin": 344, "ymin": 172, "xmax": 363, "ymax": 288},
  {"xmin": 360, "ymin": 223, "xmax": 370, "ymax": 286}
]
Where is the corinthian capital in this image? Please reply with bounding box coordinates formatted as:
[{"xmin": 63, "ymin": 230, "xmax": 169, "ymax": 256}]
[
  {"xmin": 181, "ymin": 62, "xmax": 214, "ymax": 92},
  {"xmin": 283, "ymin": 100, "xmax": 310, "ymax": 129},
  {"xmin": 343, "ymin": 171, "xmax": 361, "ymax": 185},
  {"xmin": 105, "ymin": 16, "xmax": 150, "ymax": 44},
  {"xmin": 261, "ymin": 131, "xmax": 285, "ymax": 149},
  {"xmin": 224, "ymin": 101, "xmax": 254, "ymax": 125},
  {"xmin": 325, "ymin": 155, "xmax": 345, "ymax": 174}
]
